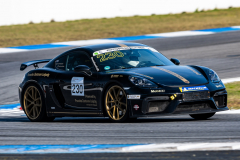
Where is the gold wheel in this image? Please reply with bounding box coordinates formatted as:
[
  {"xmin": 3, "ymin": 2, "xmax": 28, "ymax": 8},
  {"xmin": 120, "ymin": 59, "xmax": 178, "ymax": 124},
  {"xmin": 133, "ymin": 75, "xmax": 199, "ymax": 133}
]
[
  {"xmin": 23, "ymin": 86, "xmax": 42, "ymax": 120},
  {"xmin": 105, "ymin": 85, "xmax": 127, "ymax": 121}
]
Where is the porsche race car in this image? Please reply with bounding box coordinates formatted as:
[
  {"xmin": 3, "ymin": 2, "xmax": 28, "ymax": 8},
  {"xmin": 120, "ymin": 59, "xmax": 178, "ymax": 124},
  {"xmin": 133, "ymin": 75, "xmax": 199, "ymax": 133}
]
[{"xmin": 19, "ymin": 42, "xmax": 228, "ymax": 122}]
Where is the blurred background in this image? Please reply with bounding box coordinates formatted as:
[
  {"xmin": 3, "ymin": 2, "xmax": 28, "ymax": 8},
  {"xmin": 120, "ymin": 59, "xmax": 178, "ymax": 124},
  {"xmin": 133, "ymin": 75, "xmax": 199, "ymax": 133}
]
[{"xmin": 0, "ymin": 0, "xmax": 240, "ymax": 47}]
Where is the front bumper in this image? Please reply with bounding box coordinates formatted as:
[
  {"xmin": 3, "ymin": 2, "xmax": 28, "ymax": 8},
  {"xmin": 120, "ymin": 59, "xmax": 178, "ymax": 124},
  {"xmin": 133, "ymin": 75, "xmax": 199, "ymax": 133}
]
[{"xmin": 128, "ymin": 89, "xmax": 228, "ymax": 117}]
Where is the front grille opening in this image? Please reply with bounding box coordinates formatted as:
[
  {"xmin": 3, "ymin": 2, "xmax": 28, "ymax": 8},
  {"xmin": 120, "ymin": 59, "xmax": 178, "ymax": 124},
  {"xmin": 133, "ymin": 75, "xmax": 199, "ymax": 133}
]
[
  {"xmin": 182, "ymin": 91, "xmax": 210, "ymax": 101},
  {"xmin": 174, "ymin": 102, "xmax": 214, "ymax": 114},
  {"xmin": 214, "ymin": 95, "xmax": 227, "ymax": 108},
  {"xmin": 148, "ymin": 101, "xmax": 170, "ymax": 113}
]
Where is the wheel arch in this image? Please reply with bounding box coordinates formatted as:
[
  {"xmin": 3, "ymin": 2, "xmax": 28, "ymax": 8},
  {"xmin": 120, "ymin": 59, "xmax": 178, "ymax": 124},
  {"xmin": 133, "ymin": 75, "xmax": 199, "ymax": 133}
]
[
  {"xmin": 101, "ymin": 80, "xmax": 128, "ymax": 117},
  {"xmin": 20, "ymin": 80, "xmax": 45, "ymax": 108}
]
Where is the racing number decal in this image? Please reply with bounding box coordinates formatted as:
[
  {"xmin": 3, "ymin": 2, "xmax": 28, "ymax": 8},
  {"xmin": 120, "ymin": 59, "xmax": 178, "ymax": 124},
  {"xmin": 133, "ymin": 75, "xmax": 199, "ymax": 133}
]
[
  {"xmin": 97, "ymin": 51, "xmax": 124, "ymax": 62},
  {"xmin": 71, "ymin": 77, "xmax": 84, "ymax": 96}
]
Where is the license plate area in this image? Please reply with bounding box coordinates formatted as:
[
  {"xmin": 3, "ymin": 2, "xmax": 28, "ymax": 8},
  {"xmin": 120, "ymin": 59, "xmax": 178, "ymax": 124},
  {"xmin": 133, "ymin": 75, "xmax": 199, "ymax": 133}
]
[{"xmin": 182, "ymin": 91, "xmax": 210, "ymax": 101}]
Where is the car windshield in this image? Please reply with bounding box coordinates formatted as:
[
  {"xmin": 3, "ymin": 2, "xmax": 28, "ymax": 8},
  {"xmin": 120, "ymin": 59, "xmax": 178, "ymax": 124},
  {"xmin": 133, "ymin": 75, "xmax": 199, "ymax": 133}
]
[{"xmin": 93, "ymin": 46, "xmax": 174, "ymax": 71}]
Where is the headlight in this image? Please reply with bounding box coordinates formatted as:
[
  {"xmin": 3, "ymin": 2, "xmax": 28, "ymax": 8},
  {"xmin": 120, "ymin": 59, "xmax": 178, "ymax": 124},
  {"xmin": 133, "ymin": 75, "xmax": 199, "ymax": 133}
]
[
  {"xmin": 129, "ymin": 76, "xmax": 158, "ymax": 88},
  {"xmin": 209, "ymin": 69, "xmax": 220, "ymax": 83}
]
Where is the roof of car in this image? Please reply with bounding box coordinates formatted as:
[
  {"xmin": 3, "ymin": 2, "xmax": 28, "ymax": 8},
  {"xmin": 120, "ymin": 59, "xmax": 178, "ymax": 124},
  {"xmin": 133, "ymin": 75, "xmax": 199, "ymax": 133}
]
[
  {"xmin": 45, "ymin": 42, "xmax": 150, "ymax": 68},
  {"xmin": 79, "ymin": 42, "xmax": 148, "ymax": 52}
]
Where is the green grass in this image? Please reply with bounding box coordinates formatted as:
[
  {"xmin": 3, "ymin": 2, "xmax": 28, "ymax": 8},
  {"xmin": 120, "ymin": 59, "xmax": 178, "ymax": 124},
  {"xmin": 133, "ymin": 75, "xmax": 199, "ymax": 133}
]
[
  {"xmin": 0, "ymin": 7, "xmax": 240, "ymax": 47},
  {"xmin": 225, "ymin": 82, "xmax": 240, "ymax": 110}
]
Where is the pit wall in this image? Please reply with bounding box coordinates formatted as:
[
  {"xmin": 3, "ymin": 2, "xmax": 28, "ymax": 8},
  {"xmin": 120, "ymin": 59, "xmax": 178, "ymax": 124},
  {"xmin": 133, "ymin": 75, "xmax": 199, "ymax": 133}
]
[{"xmin": 0, "ymin": 0, "xmax": 240, "ymax": 26}]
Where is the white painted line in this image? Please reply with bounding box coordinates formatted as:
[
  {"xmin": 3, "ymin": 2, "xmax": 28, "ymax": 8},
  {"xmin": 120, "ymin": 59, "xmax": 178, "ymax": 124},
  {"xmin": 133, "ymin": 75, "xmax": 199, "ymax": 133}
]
[
  {"xmin": 121, "ymin": 143, "xmax": 240, "ymax": 153},
  {"xmin": 222, "ymin": 77, "xmax": 240, "ymax": 84},
  {"xmin": 231, "ymin": 26, "xmax": 240, "ymax": 29},
  {"xmin": 147, "ymin": 31, "xmax": 214, "ymax": 37},
  {"xmin": 177, "ymin": 143, "xmax": 208, "ymax": 150},
  {"xmin": 216, "ymin": 110, "xmax": 240, "ymax": 114},
  {"xmin": 52, "ymin": 39, "xmax": 123, "ymax": 46},
  {"xmin": 0, "ymin": 48, "xmax": 29, "ymax": 54},
  {"xmin": 122, "ymin": 144, "xmax": 169, "ymax": 152},
  {"xmin": 193, "ymin": 143, "xmax": 232, "ymax": 150},
  {"xmin": 232, "ymin": 145, "xmax": 240, "ymax": 150},
  {"xmin": 1, "ymin": 143, "xmax": 240, "ymax": 153}
]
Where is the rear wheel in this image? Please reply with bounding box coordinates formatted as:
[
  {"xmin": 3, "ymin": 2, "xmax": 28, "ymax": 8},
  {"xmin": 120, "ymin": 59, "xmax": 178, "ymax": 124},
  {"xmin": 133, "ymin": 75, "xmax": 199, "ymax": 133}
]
[
  {"xmin": 105, "ymin": 85, "xmax": 129, "ymax": 122},
  {"xmin": 23, "ymin": 84, "xmax": 55, "ymax": 122},
  {"xmin": 190, "ymin": 113, "xmax": 215, "ymax": 120}
]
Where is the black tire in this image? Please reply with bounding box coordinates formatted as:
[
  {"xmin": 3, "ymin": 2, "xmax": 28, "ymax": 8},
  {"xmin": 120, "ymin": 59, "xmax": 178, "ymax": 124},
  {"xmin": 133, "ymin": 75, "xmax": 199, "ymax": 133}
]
[
  {"xmin": 45, "ymin": 117, "xmax": 56, "ymax": 122},
  {"xmin": 22, "ymin": 84, "xmax": 55, "ymax": 122},
  {"xmin": 104, "ymin": 84, "xmax": 129, "ymax": 123},
  {"xmin": 190, "ymin": 112, "xmax": 215, "ymax": 120}
]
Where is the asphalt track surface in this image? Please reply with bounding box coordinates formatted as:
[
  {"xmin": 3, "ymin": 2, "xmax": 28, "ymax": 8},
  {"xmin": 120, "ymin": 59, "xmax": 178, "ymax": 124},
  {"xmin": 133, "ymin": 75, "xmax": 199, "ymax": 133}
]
[
  {"xmin": 1, "ymin": 151, "xmax": 240, "ymax": 160},
  {"xmin": 0, "ymin": 113, "xmax": 240, "ymax": 145},
  {"xmin": 0, "ymin": 30, "xmax": 240, "ymax": 159}
]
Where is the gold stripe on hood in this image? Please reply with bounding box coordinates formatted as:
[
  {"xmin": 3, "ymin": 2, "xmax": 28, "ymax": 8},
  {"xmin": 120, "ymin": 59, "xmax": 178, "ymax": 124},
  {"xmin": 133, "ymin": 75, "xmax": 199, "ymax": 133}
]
[
  {"xmin": 185, "ymin": 66, "xmax": 201, "ymax": 75},
  {"xmin": 132, "ymin": 72, "xmax": 154, "ymax": 79},
  {"xmin": 151, "ymin": 66, "xmax": 190, "ymax": 84}
]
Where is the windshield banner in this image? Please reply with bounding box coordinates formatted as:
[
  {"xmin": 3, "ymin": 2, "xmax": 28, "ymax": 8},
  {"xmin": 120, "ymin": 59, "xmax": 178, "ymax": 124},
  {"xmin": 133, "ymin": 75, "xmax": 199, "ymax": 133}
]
[{"xmin": 93, "ymin": 46, "xmax": 158, "ymax": 56}]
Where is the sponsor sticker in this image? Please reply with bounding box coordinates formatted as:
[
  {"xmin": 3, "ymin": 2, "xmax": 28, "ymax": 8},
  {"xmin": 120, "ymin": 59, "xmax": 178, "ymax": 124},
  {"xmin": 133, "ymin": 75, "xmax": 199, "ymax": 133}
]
[
  {"xmin": 151, "ymin": 90, "xmax": 165, "ymax": 93},
  {"xmin": 111, "ymin": 75, "xmax": 123, "ymax": 78},
  {"xmin": 28, "ymin": 73, "xmax": 50, "ymax": 77},
  {"xmin": 133, "ymin": 105, "xmax": 139, "ymax": 111},
  {"xmin": 179, "ymin": 85, "xmax": 209, "ymax": 92},
  {"xmin": 170, "ymin": 94, "xmax": 177, "ymax": 100},
  {"xmin": 71, "ymin": 77, "xmax": 84, "ymax": 96},
  {"xmin": 104, "ymin": 66, "xmax": 110, "ymax": 70},
  {"xmin": 127, "ymin": 95, "xmax": 141, "ymax": 99}
]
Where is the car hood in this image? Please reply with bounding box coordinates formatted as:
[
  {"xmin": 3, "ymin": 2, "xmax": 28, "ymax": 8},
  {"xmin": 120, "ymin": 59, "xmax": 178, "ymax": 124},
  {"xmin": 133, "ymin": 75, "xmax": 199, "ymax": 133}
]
[{"xmin": 108, "ymin": 66, "xmax": 209, "ymax": 86}]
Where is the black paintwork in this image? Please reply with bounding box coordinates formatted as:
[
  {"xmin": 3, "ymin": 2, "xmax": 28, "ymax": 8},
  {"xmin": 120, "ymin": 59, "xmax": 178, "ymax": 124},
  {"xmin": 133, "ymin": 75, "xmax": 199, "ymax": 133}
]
[{"xmin": 19, "ymin": 42, "xmax": 228, "ymax": 118}]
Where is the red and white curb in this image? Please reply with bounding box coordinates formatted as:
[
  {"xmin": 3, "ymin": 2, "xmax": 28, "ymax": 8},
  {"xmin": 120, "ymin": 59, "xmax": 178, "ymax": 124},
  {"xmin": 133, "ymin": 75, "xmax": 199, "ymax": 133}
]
[{"xmin": 0, "ymin": 106, "xmax": 24, "ymax": 117}]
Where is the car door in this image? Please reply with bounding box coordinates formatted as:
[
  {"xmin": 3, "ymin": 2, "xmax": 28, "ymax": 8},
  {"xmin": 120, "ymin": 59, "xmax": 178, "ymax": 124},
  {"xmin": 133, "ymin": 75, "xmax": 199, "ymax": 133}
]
[{"xmin": 54, "ymin": 50, "xmax": 101, "ymax": 110}]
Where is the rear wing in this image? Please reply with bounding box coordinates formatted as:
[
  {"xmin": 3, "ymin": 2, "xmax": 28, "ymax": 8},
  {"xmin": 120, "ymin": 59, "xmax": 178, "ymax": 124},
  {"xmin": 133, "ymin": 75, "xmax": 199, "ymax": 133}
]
[{"xmin": 20, "ymin": 59, "xmax": 51, "ymax": 71}]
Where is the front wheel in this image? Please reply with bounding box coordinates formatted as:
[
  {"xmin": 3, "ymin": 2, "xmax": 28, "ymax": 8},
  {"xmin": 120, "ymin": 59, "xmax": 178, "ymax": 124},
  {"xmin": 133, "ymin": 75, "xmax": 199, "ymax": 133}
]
[
  {"xmin": 190, "ymin": 113, "xmax": 215, "ymax": 120},
  {"xmin": 104, "ymin": 85, "xmax": 129, "ymax": 122}
]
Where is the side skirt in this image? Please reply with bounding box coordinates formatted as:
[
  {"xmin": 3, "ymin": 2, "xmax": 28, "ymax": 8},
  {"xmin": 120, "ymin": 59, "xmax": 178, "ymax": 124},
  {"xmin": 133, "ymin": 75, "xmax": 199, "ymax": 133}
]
[{"xmin": 49, "ymin": 110, "xmax": 104, "ymax": 117}]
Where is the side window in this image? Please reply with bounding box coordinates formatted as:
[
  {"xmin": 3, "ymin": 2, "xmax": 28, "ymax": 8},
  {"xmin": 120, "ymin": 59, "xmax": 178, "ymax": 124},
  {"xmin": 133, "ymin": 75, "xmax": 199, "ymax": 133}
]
[
  {"xmin": 55, "ymin": 55, "xmax": 67, "ymax": 70},
  {"xmin": 66, "ymin": 51, "xmax": 94, "ymax": 71}
]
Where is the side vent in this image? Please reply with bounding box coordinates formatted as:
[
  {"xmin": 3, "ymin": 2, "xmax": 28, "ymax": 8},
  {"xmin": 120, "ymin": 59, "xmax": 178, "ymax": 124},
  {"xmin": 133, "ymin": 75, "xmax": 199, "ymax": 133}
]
[{"xmin": 53, "ymin": 84, "xmax": 65, "ymax": 107}]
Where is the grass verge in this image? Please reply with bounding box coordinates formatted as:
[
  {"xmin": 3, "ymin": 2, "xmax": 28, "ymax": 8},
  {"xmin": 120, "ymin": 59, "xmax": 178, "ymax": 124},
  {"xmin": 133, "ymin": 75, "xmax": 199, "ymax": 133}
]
[
  {"xmin": 0, "ymin": 7, "xmax": 240, "ymax": 47},
  {"xmin": 225, "ymin": 81, "xmax": 240, "ymax": 110}
]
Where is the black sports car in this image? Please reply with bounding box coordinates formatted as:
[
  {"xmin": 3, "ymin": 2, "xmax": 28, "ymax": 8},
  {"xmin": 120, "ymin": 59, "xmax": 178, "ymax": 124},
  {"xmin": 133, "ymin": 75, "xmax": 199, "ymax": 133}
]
[{"xmin": 19, "ymin": 42, "xmax": 228, "ymax": 122}]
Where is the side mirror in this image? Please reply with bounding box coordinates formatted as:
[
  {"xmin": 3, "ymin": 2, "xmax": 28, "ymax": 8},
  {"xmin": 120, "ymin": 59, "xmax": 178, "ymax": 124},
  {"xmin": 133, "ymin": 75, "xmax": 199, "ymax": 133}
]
[
  {"xmin": 170, "ymin": 58, "xmax": 180, "ymax": 65},
  {"xmin": 74, "ymin": 65, "xmax": 92, "ymax": 76}
]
